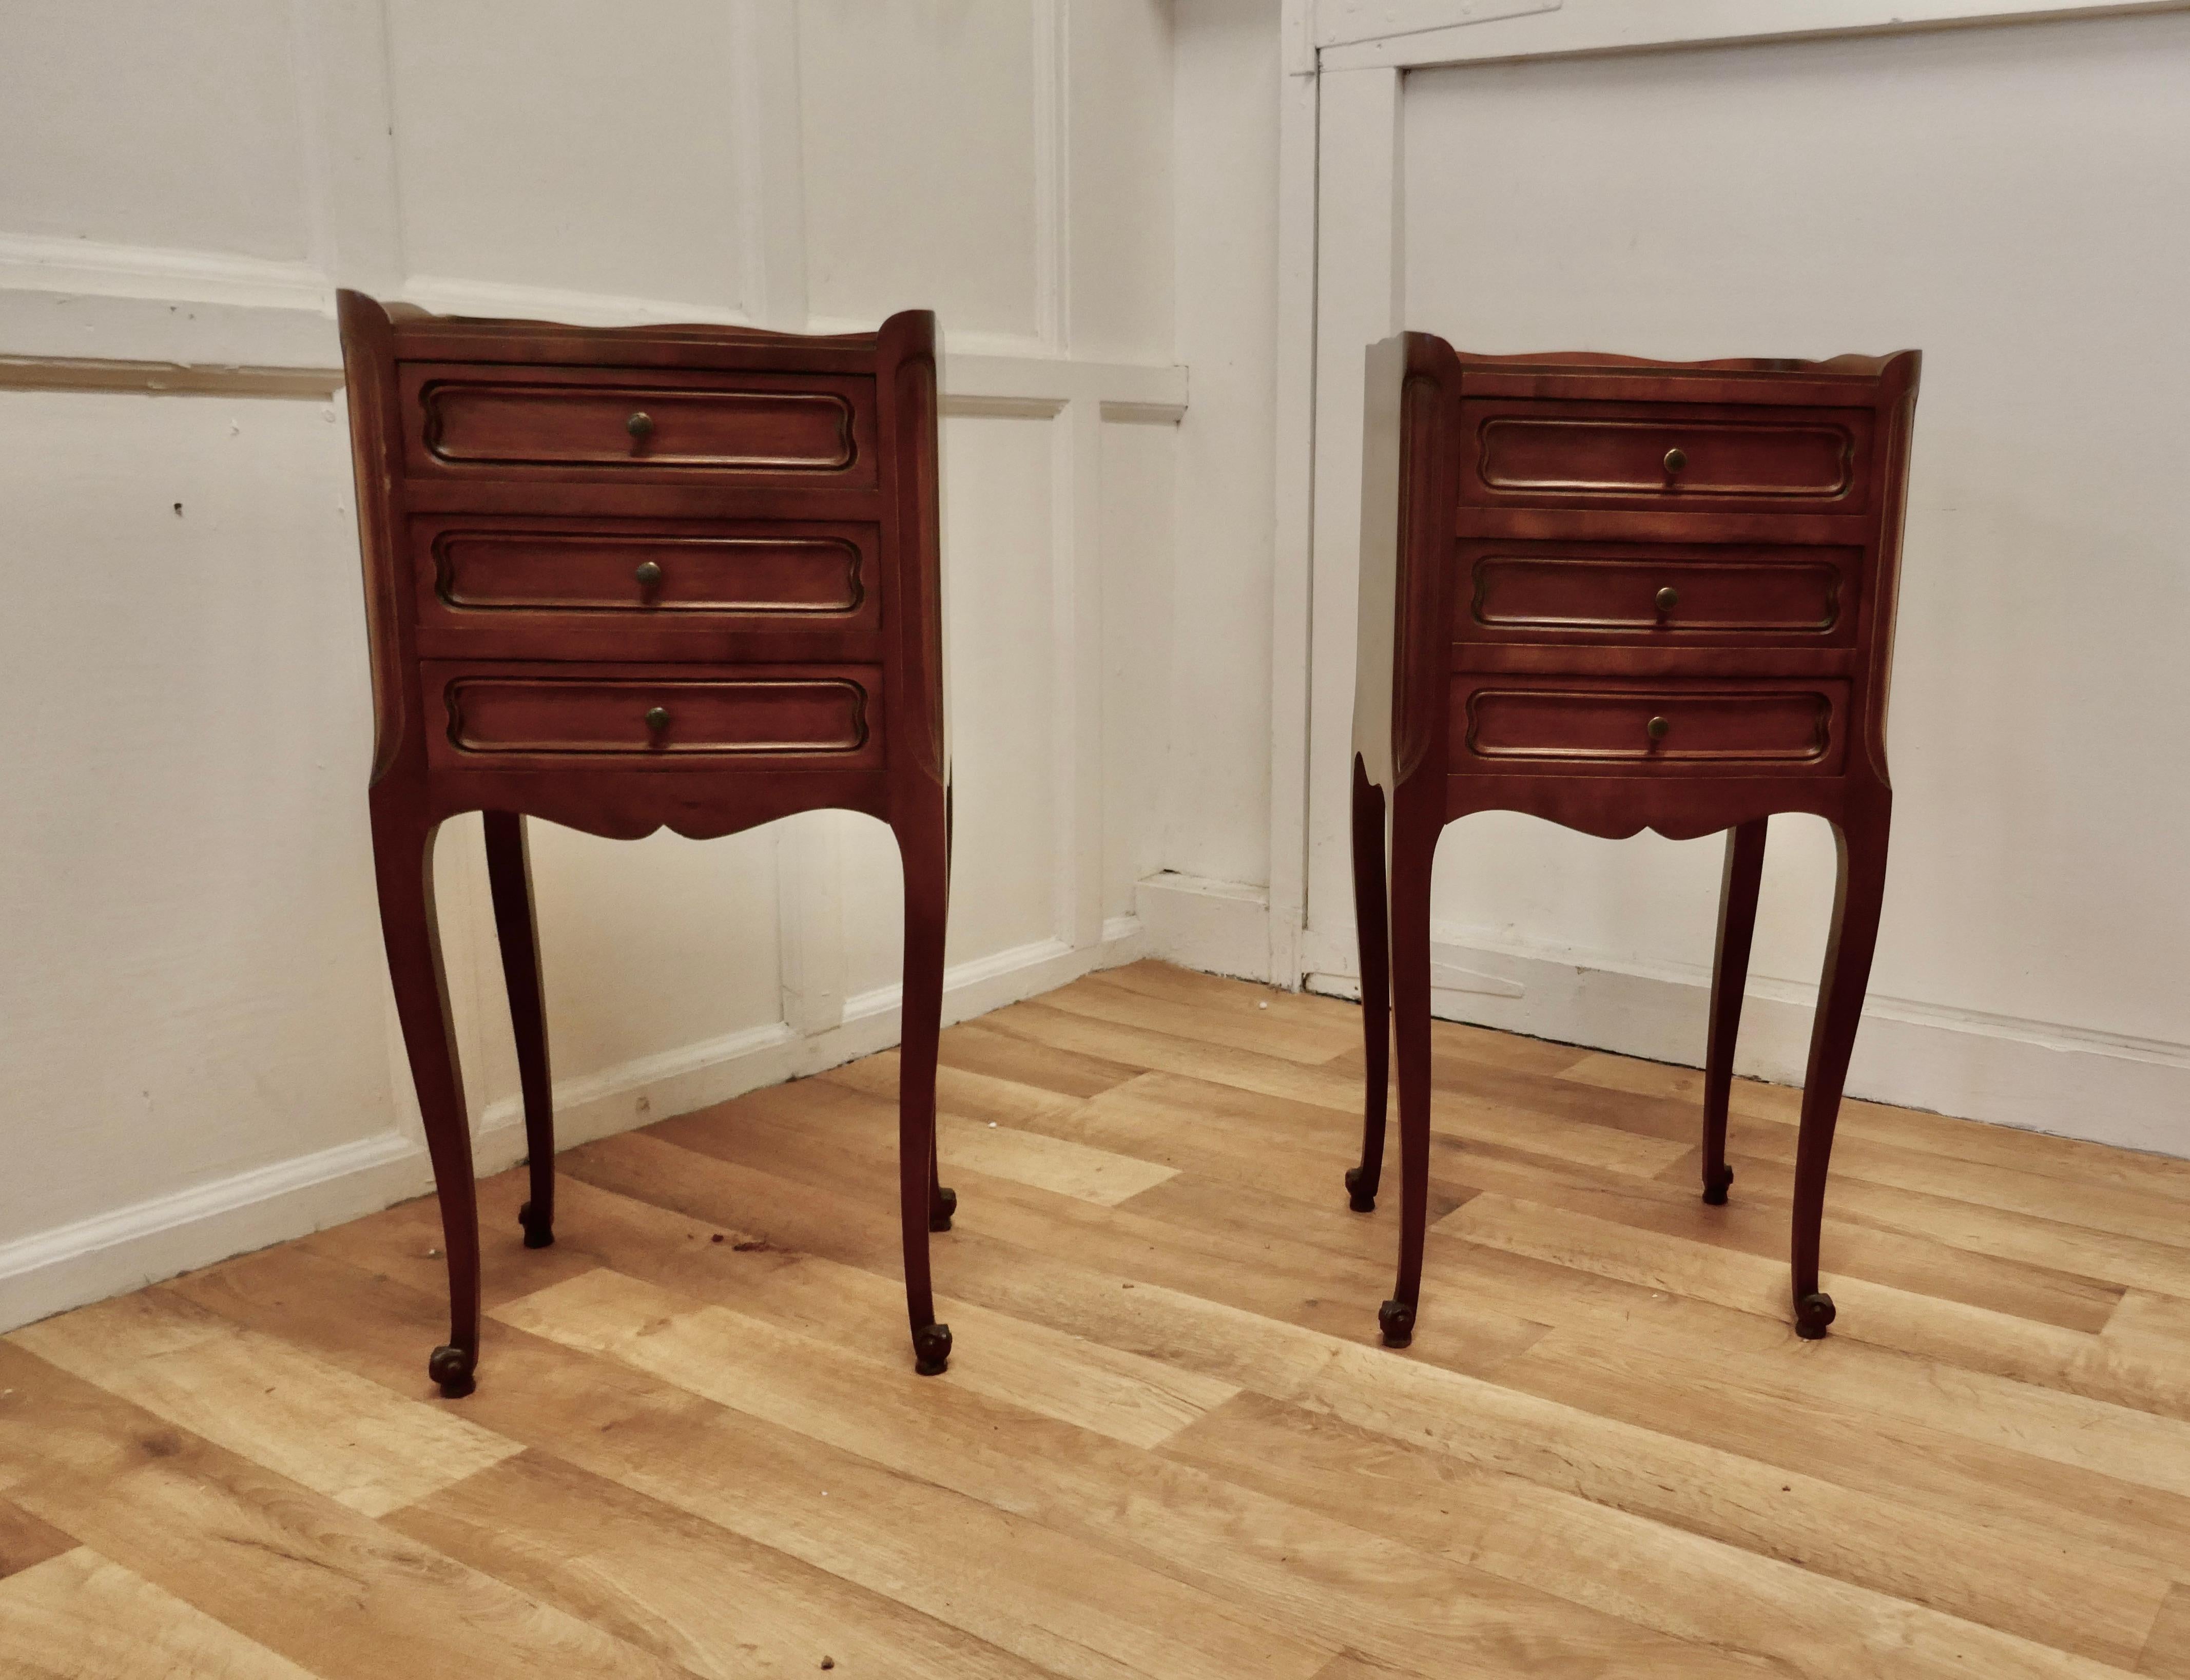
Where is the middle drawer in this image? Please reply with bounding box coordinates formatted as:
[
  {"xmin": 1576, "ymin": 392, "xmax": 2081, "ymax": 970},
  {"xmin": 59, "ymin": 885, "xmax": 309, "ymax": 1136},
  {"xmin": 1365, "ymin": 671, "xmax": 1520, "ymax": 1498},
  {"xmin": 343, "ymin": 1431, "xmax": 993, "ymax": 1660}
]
[
  {"xmin": 410, "ymin": 515, "xmax": 881, "ymax": 641},
  {"xmin": 1456, "ymin": 538, "xmax": 1858, "ymax": 648}
]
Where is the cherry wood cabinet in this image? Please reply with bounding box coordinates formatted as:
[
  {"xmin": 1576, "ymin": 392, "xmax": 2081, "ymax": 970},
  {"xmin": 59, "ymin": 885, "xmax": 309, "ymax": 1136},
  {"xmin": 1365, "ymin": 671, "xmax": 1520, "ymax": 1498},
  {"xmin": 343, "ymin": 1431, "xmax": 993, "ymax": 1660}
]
[
  {"xmin": 338, "ymin": 294, "xmax": 955, "ymax": 1397},
  {"xmin": 1348, "ymin": 335, "xmax": 1920, "ymax": 1348}
]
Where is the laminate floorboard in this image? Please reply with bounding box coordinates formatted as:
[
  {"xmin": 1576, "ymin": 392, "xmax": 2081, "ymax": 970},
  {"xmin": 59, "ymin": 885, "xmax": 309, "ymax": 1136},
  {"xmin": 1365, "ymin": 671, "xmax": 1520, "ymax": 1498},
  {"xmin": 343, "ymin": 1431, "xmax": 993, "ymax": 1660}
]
[{"xmin": 7, "ymin": 960, "xmax": 2184, "ymax": 1678}]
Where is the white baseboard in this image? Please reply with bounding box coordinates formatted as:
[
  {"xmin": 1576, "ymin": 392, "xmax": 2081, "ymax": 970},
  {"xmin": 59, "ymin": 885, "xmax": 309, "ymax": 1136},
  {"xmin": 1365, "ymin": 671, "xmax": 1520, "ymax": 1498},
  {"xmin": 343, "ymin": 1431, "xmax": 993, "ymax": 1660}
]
[
  {"xmin": 0, "ymin": 925, "xmax": 1146, "ymax": 1335},
  {"xmin": 1134, "ymin": 872, "xmax": 1273, "ymax": 982},
  {"xmin": 1299, "ymin": 925, "xmax": 2190, "ymax": 1161},
  {"xmin": 0, "ymin": 1131, "xmax": 431, "ymax": 1339}
]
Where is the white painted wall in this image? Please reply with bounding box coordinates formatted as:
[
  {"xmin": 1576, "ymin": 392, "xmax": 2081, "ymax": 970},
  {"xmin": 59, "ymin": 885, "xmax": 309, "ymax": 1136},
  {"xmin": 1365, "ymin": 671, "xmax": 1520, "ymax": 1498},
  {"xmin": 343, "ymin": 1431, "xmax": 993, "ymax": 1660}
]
[
  {"xmin": 0, "ymin": 391, "xmax": 391, "ymax": 1239},
  {"xmin": 800, "ymin": 3, "xmax": 1041, "ymax": 342},
  {"xmin": 1130, "ymin": 0, "xmax": 1292, "ymax": 985},
  {"xmin": 0, "ymin": 0, "xmax": 1186, "ymax": 1329},
  {"xmin": 1282, "ymin": 4, "xmax": 2190, "ymax": 1157},
  {"xmin": 1, "ymin": 0, "xmax": 313, "ymax": 263},
  {"xmin": 1164, "ymin": 0, "xmax": 1281, "ymax": 891}
]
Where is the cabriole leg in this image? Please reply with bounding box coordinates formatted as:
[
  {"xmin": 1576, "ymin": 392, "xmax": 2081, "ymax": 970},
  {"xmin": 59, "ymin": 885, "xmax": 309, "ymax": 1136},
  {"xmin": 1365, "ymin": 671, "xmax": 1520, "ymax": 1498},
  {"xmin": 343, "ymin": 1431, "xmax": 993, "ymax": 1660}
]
[
  {"xmin": 1702, "ymin": 819, "xmax": 1768, "ymax": 1206},
  {"xmin": 483, "ymin": 812, "xmax": 555, "ymax": 1250},
  {"xmin": 896, "ymin": 791, "xmax": 952, "ymax": 1375},
  {"xmin": 1379, "ymin": 787, "xmax": 1438, "ymax": 1350},
  {"xmin": 927, "ymin": 783, "xmax": 957, "ymax": 1233},
  {"xmin": 1347, "ymin": 756, "xmax": 1391, "ymax": 1213},
  {"xmin": 1790, "ymin": 803, "xmax": 1891, "ymax": 1339},
  {"xmin": 371, "ymin": 800, "xmax": 481, "ymax": 1398}
]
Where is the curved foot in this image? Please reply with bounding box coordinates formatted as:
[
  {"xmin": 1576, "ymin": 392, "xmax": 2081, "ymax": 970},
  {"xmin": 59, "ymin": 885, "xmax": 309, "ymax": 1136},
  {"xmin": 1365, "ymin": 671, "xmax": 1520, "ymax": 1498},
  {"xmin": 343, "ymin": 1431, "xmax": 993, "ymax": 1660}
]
[
  {"xmin": 428, "ymin": 1343, "xmax": 476, "ymax": 1399},
  {"xmin": 1702, "ymin": 1164, "xmax": 1734, "ymax": 1207},
  {"xmin": 928, "ymin": 1185, "xmax": 957, "ymax": 1233},
  {"xmin": 1344, "ymin": 1166, "xmax": 1378, "ymax": 1214},
  {"xmin": 912, "ymin": 1322, "xmax": 953, "ymax": 1377},
  {"xmin": 1378, "ymin": 1298, "xmax": 1416, "ymax": 1349},
  {"xmin": 517, "ymin": 1201, "xmax": 555, "ymax": 1249},
  {"xmin": 1794, "ymin": 1291, "xmax": 1837, "ymax": 1340}
]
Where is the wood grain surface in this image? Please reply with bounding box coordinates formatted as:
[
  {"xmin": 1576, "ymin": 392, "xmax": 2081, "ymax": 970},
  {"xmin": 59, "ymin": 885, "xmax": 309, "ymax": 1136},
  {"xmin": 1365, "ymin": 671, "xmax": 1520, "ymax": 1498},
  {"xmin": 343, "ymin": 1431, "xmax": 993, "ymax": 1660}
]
[{"xmin": 5, "ymin": 961, "xmax": 2185, "ymax": 1679}]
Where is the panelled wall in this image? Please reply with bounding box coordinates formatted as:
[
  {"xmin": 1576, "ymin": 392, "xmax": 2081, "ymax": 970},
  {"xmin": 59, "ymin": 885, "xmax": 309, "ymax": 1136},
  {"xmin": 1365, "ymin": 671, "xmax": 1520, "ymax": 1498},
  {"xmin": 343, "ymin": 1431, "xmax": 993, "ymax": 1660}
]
[{"xmin": 0, "ymin": 0, "xmax": 1183, "ymax": 1327}]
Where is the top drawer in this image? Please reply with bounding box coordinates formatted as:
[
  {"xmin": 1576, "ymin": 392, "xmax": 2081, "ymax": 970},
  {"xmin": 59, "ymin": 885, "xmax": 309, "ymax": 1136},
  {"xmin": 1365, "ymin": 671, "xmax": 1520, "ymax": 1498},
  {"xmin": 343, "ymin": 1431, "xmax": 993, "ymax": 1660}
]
[
  {"xmin": 1461, "ymin": 398, "xmax": 1873, "ymax": 514},
  {"xmin": 399, "ymin": 364, "xmax": 878, "ymax": 487}
]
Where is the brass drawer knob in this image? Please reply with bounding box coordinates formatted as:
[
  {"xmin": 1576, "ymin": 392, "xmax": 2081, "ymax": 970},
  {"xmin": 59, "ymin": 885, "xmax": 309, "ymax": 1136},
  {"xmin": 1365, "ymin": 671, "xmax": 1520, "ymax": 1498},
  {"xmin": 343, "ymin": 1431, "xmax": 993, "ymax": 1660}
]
[
  {"xmin": 1663, "ymin": 447, "xmax": 1687, "ymax": 475},
  {"xmin": 634, "ymin": 559, "xmax": 664, "ymax": 589},
  {"xmin": 644, "ymin": 705, "xmax": 670, "ymax": 733},
  {"xmin": 1646, "ymin": 715, "xmax": 1671, "ymax": 741},
  {"xmin": 1655, "ymin": 586, "xmax": 1680, "ymax": 613},
  {"xmin": 627, "ymin": 411, "xmax": 654, "ymax": 440}
]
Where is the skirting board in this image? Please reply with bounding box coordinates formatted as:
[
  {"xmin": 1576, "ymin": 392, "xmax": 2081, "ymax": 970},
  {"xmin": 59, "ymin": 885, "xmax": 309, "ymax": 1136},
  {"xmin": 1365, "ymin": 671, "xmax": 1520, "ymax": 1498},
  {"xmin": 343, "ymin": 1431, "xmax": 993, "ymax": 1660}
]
[
  {"xmin": 1134, "ymin": 871, "xmax": 1273, "ymax": 982},
  {"xmin": 1299, "ymin": 928, "xmax": 2190, "ymax": 1163},
  {"xmin": 1123, "ymin": 865, "xmax": 2188, "ymax": 1161},
  {"xmin": 0, "ymin": 920, "xmax": 1146, "ymax": 1335}
]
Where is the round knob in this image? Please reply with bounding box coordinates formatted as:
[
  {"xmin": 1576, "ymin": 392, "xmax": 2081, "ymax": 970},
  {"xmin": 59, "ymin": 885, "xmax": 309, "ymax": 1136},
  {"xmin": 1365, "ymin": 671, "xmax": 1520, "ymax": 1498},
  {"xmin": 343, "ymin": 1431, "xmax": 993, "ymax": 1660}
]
[
  {"xmin": 634, "ymin": 559, "xmax": 664, "ymax": 589},
  {"xmin": 1655, "ymin": 586, "xmax": 1680, "ymax": 613},
  {"xmin": 1645, "ymin": 715, "xmax": 1671, "ymax": 741},
  {"xmin": 627, "ymin": 411, "xmax": 654, "ymax": 440},
  {"xmin": 644, "ymin": 706, "xmax": 670, "ymax": 733},
  {"xmin": 1663, "ymin": 447, "xmax": 1687, "ymax": 475}
]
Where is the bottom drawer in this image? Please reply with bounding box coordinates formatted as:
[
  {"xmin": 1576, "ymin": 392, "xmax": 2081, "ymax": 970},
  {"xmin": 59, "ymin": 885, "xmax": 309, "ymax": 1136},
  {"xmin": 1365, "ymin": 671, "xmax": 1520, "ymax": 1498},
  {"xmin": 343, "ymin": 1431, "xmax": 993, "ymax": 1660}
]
[
  {"xmin": 423, "ymin": 664, "xmax": 884, "ymax": 769},
  {"xmin": 1452, "ymin": 678, "xmax": 1846, "ymax": 775}
]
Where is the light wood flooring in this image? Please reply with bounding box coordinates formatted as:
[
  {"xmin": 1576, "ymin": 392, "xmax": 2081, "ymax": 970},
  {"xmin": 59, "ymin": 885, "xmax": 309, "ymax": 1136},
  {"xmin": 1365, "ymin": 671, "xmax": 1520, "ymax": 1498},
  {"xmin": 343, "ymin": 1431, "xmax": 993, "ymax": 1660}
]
[{"xmin": 6, "ymin": 960, "xmax": 2190, "ymax": 1678}]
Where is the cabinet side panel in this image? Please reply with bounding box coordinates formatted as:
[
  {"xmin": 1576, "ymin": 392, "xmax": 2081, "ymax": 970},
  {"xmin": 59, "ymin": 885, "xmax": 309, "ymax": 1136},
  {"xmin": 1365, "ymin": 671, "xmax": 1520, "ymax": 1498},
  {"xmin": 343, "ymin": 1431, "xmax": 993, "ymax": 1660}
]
[
  {"xmin": 878, "ymin": 310, "xmax": 946, "ymax": 788},
  {"xmin": 1352, "ymin": 334, "xmax": 1406, "ymax": 785},
  {"xmin": 337, "ymin": 291, "xmax": 415, "ymax": 787}
]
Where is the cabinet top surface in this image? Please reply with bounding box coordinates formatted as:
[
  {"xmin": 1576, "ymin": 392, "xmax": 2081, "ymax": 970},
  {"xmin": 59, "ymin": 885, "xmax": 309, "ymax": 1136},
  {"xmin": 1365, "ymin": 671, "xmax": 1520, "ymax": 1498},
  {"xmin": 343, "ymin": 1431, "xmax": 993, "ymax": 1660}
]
[{"xmin": 346, "ymin": 290, "xmax": 921, "ymax": 375}]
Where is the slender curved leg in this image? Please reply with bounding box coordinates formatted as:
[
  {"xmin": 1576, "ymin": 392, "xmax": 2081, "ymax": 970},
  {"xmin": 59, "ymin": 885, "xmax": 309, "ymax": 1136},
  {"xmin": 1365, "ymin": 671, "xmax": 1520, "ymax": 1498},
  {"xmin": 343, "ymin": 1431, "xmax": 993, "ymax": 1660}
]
[
  {"xmin": 1379, "ymin": 784, "xmax": 1438, "ymax": 1349},
  {"xmin": 928, "ymin": 781, "xmax": 956, "ymax": 1233},
  {"xmin": 1702, "ymin": 819, "xmax": 1768, "ymax": 1206},
  {"xmin": 896, "ymin": 790, "xmax": 952, "ymax": 1375},
  {"xmin": 1348, "ymin": 756, "xmax": 1391, "ymax": 1213},
  {"xmin": 483, "ymin": 812, "xmax": 555, "ymax": 1249},
  {"xmin": 1790, "ymin": 799, "xmax": 1891, "ymax": 1339},
  {"xmin": 371, "ymin": 798, "xmax": 480, "ymax": 1398}
]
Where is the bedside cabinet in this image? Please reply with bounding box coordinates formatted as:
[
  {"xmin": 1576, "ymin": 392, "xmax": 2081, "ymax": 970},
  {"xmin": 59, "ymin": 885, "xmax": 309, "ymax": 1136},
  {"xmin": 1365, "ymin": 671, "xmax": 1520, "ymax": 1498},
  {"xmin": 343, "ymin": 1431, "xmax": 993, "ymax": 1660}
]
[
  {"xmin": 1347, "ymin": 335, "xmax": 1920, "ymax": 1347},
  {"xmin": 338, "ymin": 295, "xmax": 956, "ymax": 1397}
]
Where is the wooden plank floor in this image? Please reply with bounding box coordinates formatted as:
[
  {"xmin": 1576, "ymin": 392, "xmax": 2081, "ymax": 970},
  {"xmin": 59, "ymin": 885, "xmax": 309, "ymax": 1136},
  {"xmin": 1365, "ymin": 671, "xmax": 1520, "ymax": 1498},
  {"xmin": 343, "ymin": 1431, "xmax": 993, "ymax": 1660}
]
[{"xmin": 6, "ymin": 960, "xmax": 2190, "ymax": 1678}]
